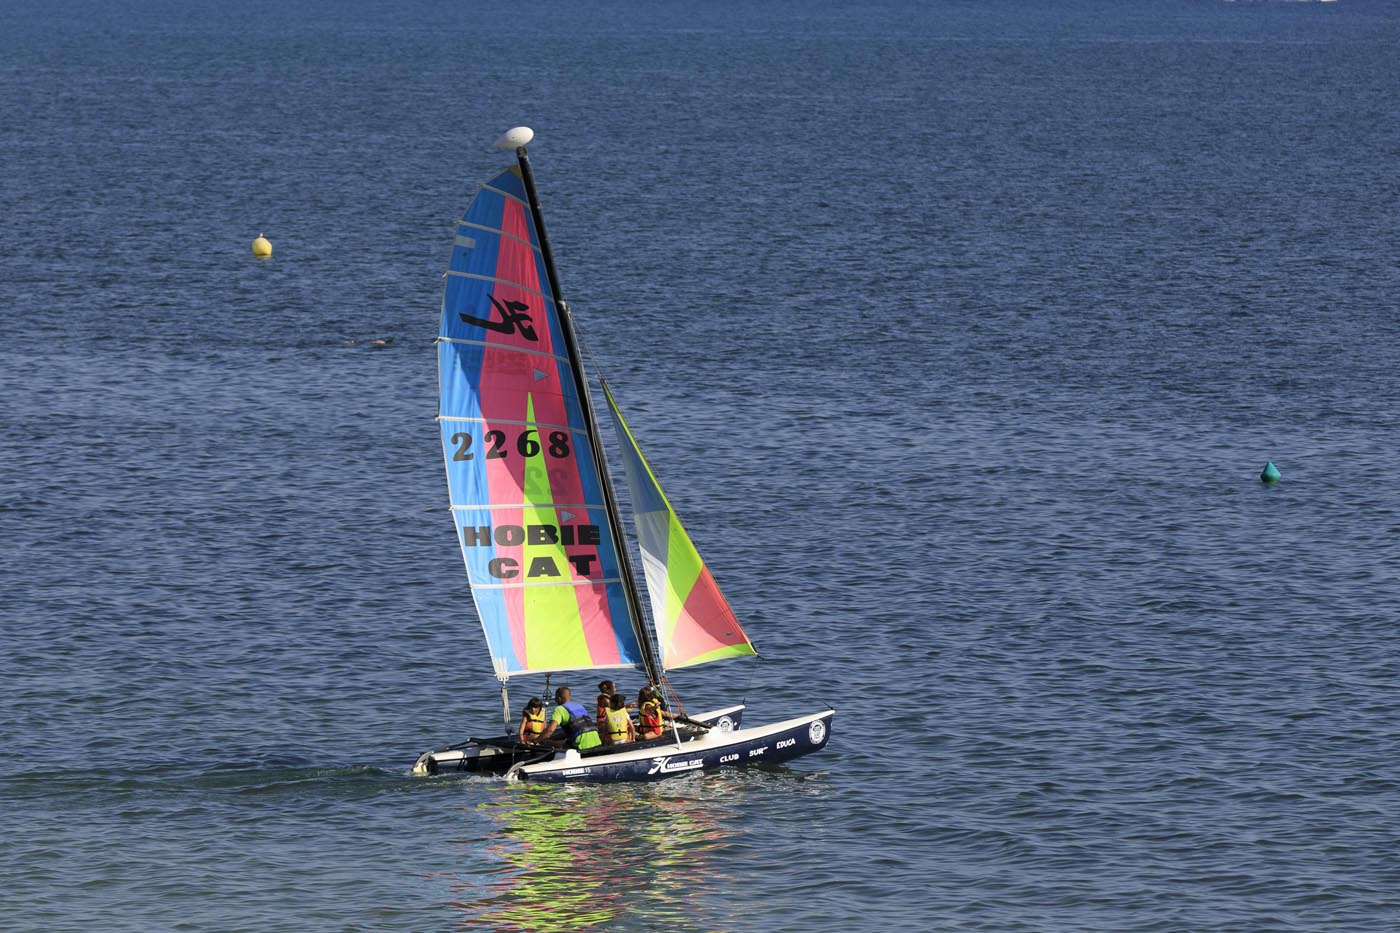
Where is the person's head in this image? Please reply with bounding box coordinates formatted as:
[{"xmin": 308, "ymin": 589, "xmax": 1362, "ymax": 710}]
[
  {"xmin": 524, "ymin": 697, "xmax": 543, "ymax": 715},
  {"xmin": 555, "ymin": 686, "xmax": 570, "ymax": 704},
  {"xmin": 638, "ymin": 686, "xmax": 654, "ymax": 702},
  {"xmin": 610, "ymin": 693, "xmax": 627, "ymax": 710},
  {"xmin": 597, "ymin": 680, "xmax": 614, "ymax": 696}
]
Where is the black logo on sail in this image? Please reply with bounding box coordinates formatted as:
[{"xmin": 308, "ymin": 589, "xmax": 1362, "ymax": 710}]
[{"xmin": 461, "ymin": 295, "xmax": 538, "ymax": 341}]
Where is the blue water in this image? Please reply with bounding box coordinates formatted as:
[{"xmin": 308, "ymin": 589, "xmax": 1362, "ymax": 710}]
[{"xmin": 4, "ymin": 1, "xmax": 1399, "ymax": 930}]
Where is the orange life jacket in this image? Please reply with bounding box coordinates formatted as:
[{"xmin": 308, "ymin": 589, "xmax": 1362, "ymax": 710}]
[{"xmin": 522, "ymin": 710, "xmax": 546, "ymax": 736}]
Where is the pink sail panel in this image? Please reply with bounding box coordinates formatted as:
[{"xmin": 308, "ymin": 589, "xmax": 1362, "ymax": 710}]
[{"xmin": 665, "ymin": 565, "xmax": 753, "ymax": 670}]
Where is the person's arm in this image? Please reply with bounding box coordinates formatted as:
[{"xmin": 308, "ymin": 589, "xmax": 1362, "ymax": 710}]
[{"xmin": 539, "ymin": 707, "xmax": 565, "ymax": 742}]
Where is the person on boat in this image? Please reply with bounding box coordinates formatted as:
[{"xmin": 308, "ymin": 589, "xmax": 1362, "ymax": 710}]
[
  {"xmin": 637, "ymin": 686, "xmax": 675, "ymax": 741},
  {"xmin": 643, "ymin": 679, "xmax": 669, "ymax": 710},
  {"xmin": 602, "ymin": 692, "xmax": 635, "ymax": 746},
  {"xmin": 596, "ymin": 679, "xmax": 636, "ymax": 723},
  {"xmin": 595, "ymin": 680, "xmax": 615, "ymax": 723},
  {"xmin": 538, "ymin": 686, "xmax": 601, "ymax": 750},
  {"xmin": 517, "ymin": 696, "xmax": 547, "ymax": 745}
]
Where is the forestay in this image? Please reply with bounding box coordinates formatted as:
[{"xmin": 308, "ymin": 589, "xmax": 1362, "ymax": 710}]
[{"xmin": 437, "ymin": 168, "xmax": 644, "ymax": 679}]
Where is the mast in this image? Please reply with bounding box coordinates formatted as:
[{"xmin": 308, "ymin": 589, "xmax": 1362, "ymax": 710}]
[{"xmin": 496, "ymin": 126, "xmax": 664, "ymax": 690}]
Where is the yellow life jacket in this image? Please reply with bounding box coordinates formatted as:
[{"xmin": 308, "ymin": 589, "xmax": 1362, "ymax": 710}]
[
  {"xmin": 522, "ymin": 710, "xmax": 546, "ymax": 736},
  {"xmin": 605, "ymin": 707, "xmax": 631, "ymax": 741}
]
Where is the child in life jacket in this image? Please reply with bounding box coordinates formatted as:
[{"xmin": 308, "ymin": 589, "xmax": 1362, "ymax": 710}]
[
  {"xmin": 595, "ymin": 680, "xmax": 615, "ymax": 724},
  {"xmin": 603, "ymin": 692, "xmax": 635, "ymax": 746},
  {"xmin": 517, "ymin": 697, "xmax": 546, "ymax": 745},
  {"xmin": 597, "ymin": 679, "xmax": 636, "ymax": 725},
  {"xmin": 637, "ymin": 686, "xmax": 675, "ymax": 740}
]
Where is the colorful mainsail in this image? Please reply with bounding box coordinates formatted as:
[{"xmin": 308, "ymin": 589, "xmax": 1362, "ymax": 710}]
[
  {"xmin": 601, "ymin": 382, "xmax": 758, "ymax": 670},
  {"xmin": 438, "ymin": 168, "xmax": 643, "ymax": 679}
]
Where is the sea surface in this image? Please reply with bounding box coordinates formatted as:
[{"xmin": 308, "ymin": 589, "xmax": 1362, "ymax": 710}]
[{"xmin": 3, "ymin": 1, "xmax": 1399, "ymax": 930}]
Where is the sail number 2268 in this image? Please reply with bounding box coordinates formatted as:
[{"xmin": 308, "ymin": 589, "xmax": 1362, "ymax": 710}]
[{"xmin": 450, "ymin": 430, "xmax": 571, "ymax": 461}]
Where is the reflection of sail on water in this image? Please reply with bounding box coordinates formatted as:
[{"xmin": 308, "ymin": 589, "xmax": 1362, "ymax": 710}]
[
  {"xmin": 438, "ymin": 168, "xmax": 644, "ymax": 678},
  {"xmin": 602, "ymin": 382, "xmax": 758, "ymax": 671},
  {"xmin": 451, "ymin": 785, "xmax": 735, "ymax": 931},
  {"xmin": 464, "ymin": 794, "xmax": 607, "ymax": 932}
]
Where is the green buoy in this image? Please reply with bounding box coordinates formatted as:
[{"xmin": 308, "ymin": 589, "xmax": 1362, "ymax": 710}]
[{"xmin": 1260, "ymin": 461, "xmax": 1281, "ymax": 483}]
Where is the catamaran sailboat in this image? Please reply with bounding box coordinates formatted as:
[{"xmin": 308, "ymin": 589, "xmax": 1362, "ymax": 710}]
[{"xmin": 411, "ymin": 127, "xmax": 833, "ymax": 783}]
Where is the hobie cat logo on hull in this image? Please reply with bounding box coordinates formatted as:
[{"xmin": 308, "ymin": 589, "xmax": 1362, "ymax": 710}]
[
  {"xmin": 647, "ymin": 756, "xmax": 703, "ymax": 776},
  {"xmin": 808, "ymin": 720, "xmax": 827, "ymax": 744},
  {"xmin": 460, "ymin": 295, "xmax": 537, "ymax": 341}
]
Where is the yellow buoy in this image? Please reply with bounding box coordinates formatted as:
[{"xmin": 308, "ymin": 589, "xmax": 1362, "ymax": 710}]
[{"xmin": 251, "ymin": 234, "xmax": 272, "ymax": 259}]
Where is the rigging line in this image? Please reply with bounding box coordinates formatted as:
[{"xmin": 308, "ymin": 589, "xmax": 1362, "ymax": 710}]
[
  {"xmin": 739, "ymin": 663, "xmax": 756, "ymax": 711},
  {"xmin": 570, "ymin": 309, "xmax": 609, "ymax": 386},
  {"xmin": 660, "ymin": 671, "xmax": 686, "ymax": 718}
]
